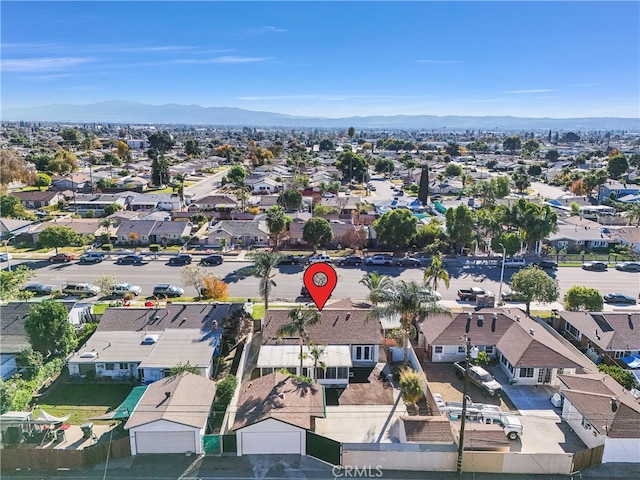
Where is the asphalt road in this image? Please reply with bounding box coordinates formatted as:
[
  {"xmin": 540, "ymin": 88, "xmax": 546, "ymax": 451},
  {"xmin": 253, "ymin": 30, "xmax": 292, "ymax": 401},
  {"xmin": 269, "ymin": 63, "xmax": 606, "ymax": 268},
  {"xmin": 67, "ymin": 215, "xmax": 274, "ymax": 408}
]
[{"xmin": 14, "ymin": 257, "xmax": 640, "ymax": 306}]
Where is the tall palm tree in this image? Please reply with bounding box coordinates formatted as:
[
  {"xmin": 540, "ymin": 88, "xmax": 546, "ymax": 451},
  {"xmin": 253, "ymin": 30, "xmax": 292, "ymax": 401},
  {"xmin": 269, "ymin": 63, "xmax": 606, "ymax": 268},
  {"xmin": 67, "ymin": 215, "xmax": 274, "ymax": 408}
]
[
  {"xmin": 423, "ymin": 254, "xmax": 450, "ymax": 293},
  {"xmin": 626, "ymin": 203, "xmax": 640, "ymax": 226},
  {"xmin": 307, "ymin": 343, "xmax": 327, "ymax": 380},
  {"xmin": 376, "ymin": 280, "xmax": 451, "ymax": 367},
  {"xmin": 266, "ymin": 205, "xmax": 291, "ymax": 251},
  {"xmin": 359, "ymin": 271, "xmax": 393, "ymax": 305},
  {"xmin": 276, "ymin": 306, "xmax": 321, "ymax": 374},
  {"xmin": 250, "ymin": 251, "xmax": 283, "ymax": 310}
]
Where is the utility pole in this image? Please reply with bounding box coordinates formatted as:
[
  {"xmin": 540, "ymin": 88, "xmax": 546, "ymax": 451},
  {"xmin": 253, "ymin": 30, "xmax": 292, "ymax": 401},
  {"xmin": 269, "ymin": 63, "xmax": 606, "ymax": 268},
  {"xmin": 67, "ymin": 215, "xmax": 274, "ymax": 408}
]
[
  {"xmin": 457, "ymin": 334, "xmax": 478, "ymax": 475},
  {"xmin": 498, "ymin": 243, "xmax": 506, "ymax": 304}
]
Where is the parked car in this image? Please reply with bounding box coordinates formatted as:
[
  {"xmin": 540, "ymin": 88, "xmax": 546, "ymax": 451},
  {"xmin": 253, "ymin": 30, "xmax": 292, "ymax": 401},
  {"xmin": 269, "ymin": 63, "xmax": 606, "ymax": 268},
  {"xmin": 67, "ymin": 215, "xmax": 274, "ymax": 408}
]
[
  {"xmin": 501, "ymin": 290, "xmax": 524, "ymax": 302},
  {"xmin": 168, "ymin": 254, "xmax": 192, "ymax": 265},
  {"xmin": 397, "ymin": 257, "xmax": 422, "ymax": 267},
  {"xmin": 49, "ymin": 253, "xmax": 75, "ymax": 263},
  {"xmin": 369, "ymin": 185, "xmax": 377, "ymax": 191},
  {"xmin": 454, "ymin": 360, "xmax": 502, "ymax": 397},
  {"xmin": 615, "ymin": 261, "xmax": 640, "ymax": 272},
  {"xmin": 153, "ymin": 284, "xmax": 184, "ymax": 297},
  {"xmin": 200, "ymin": 254, "xmax": 224, "ymax": 265},
  {"xmin": 278, "ymin": 255, "xmax": 303, "ymax": 266},
  {"xmin": 337, "ymin": 255, "xmax": 364, "ymax": 266},
  {"xmin": 503, "ymin": 257, "xmax": 526, "ymax": 268},
  {"xmin": 116, "ymin": 254, "xmax": 144, "ymax": 265},
  {"xmin": 365, "ymin": 254, "xmax": 394, "ymax": 266},
  {"xmin": 307, "ymin": 254, "xmax": 331, "ymax": 264},
  {"xmin": 582, "ymin": 261, "xmax": 608, "ymax": 271},
  {"xmin": 62, "ymin": 282, "xmax": 100, "ymax": 297},
  {"xmin": 79, "ymin": 252, "xmax": 105, "ymax": 264},
  {"xmin": 420, "ymin": 289, "xmax": 442, "ymax": 302},
  {"xmin": 533, "ymin": 259, "xmax": 558, "ymax": 269},
  {"xmin": 21, "ymin": 283, "xmax": 54, "ymax": 296},
  {"xmin": 111, "ymin": 283, "xmax": 142, "ymax": 296},
  {"xmin": 0, "ymin": 253, "xmax": 13, "ymax": 262},
  {"xmin": 603, "ymin": 293, "xmax": 637, "ymax": 304}
]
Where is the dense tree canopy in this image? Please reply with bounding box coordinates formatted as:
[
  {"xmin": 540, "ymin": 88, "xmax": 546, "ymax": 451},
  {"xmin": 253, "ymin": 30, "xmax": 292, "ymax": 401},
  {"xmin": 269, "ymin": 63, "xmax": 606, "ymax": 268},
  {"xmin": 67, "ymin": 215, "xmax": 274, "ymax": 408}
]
[
  {"xmin": 302, "ymin": 217, "xmax": 333, "ymax": 252},
  {"xmin": 0, "ymin": 150, "xmax": 36, "ymax": 186},
  {"xmin": 509, "ymin": 266, "xmax": 559, "ymax": 314},
  {"xmin": 148, "ymin": 131, "xmax": 175, "ymax": 153},
  {"xmin": 0, "ymin": 265, "xmax": 34, "ymax": 302},
  {"xmin": 564, "ymin": 286, "xmax": 603, "ymax": 311},
  {"xmin": 25, "ymin": 300, "xmax": 76, "ymax": 357},
  {"xmin": 373, "ymin": 209, "xmax": 418, "ymax": 250},
  {"xmin": 335, "ymin": 150, "xmax": 368, "ymax": 182},
  {"xmin": 278, "ymin": 189, "xmax": 302, "ymax": 211},
  {"xmin": 502, "ymin": 136, "xmax": 521, "ymax": 154},
  {"xmin": 0, "ymin": 195, "xmax": 36, "ymax": 220},
  {"xmin": 607, "ymin": 154, "xmax": 628, "ymax": 179},
  {"xmin": 266, "ymin": 205, "xmax": 291, "ymax": 250},
  {"xmin": 227, "ymin": 164, "xmax": 247, "ymax": 186},
  {"xmin": 445, "ymin": 205, "xmax": 474, "ymax": 254},
  {"xmin": 37, "ymin": 225, "xmax": 80, "ymax": 254}
]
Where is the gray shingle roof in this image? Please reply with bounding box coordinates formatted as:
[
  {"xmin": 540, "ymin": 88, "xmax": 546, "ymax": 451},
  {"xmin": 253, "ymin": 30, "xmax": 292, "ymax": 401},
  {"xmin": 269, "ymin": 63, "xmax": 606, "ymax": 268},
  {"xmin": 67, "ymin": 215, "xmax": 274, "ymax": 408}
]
[
  {"xmin": 559, "ymin": 312, "xmax": 640, "ymax": 351},
  {"xmin": 401, "ymin": 416, "xmax": 454, "ymax": 443}
]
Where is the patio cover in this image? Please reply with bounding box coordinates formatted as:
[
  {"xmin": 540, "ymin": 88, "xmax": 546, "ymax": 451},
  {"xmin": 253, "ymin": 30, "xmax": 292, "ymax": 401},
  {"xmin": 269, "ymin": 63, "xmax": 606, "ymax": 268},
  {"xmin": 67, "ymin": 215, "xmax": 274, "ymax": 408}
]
[
  {"xmin": 621, "ymin": 355, "xmax": 640, "ymax": 369},
  {"xmin": 35, "ymin": 409, "xmax": 70, "ymax": 424},
  {"xmin": 257, "ymin": 345, "xmax": 352, "ymax": 369},
  {"xmin": 89, "ymin": 385, "xmax": 147, "ymax": 421}
]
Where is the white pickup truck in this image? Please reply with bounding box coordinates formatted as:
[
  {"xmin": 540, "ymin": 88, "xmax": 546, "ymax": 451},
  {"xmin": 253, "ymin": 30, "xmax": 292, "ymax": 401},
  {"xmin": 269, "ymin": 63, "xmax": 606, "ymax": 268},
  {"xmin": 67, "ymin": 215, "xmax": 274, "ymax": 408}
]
[{"xmin": 365, "ymin": 254, "xmax": 394, "ymax": 266}]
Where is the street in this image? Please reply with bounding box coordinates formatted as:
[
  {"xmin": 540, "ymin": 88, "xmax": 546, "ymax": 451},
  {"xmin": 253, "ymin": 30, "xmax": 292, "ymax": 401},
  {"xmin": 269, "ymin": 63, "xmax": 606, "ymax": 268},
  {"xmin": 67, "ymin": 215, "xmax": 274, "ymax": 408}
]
[{"xmin": 13, "ymin": 256, "xmax": 640, "ymax": 309}]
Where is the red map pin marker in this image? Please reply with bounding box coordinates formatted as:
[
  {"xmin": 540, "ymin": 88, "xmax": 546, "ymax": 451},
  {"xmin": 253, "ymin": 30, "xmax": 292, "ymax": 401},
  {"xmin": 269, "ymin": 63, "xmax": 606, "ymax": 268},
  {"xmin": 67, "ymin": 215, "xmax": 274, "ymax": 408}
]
[{"xmin": 303, "ymin": 262, "xmax": 337, "ymax": 311}]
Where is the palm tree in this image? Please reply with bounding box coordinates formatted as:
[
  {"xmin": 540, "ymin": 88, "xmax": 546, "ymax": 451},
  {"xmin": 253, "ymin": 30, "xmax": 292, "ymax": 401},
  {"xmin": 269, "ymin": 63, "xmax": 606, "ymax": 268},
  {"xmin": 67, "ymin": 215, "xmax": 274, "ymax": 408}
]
[
  {"xmin": 359, "ymin": 271, "xmax": 393, "ymax": 305},
  {"xmin": 307, "ymin": 343, "xmax": 327, "ymax": 381},
  {"xmin": 266, "ymin": 205, "xmax": 291, "ymax": 251},
  {"xmin": 276, "ymin": 306, "xmax": 321, "ymax": 374},
  {"xmin": 236, "ymin": 187, "xmax": 249, "ymax": 212},
  {"xmin": 376, "ymin": 280, "xmax": 451, "ymax": 367},
  {"xmin": 423, "ymin": 254, "xmax": 450, "ymax": 293},
  {"xmin": 399, "ymin": 368, "xmax": 424, "ymax": 415},
  {"xmin": 626, "ymin": 203, "xmax": 640, "ymax": 226},
  {"xmin": 251, "ymin": 251, "xmax": 283, "ymax": 310}
]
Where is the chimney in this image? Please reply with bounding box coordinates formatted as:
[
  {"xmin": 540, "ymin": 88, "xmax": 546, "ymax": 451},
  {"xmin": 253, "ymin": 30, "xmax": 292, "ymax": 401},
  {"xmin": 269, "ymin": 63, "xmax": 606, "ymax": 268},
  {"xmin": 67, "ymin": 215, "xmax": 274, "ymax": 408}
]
[
  {"xmin": 529, "ymin": 328, "xmax": 534, "ymax": 335},
  {"xmin": 345, "ymin": 313, "xmax": 351, "ymax": 321},
  {"xmin": 516, "ymin": 315, "xmax": 521, "ymax": 322}
]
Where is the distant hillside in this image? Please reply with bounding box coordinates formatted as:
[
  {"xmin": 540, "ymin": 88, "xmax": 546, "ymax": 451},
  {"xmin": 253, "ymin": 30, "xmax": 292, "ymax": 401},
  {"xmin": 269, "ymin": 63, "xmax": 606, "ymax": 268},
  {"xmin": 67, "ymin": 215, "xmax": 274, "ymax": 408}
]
[{"xmin": 2, "ymin": 100, "xmax": 638, "ymax": 131}]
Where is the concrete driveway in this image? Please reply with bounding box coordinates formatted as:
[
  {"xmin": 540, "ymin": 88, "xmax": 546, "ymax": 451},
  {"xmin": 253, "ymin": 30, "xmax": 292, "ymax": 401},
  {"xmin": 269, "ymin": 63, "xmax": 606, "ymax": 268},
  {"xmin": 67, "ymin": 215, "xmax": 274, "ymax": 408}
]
[{"xmin": 492, "ymin": 367, "xmax": 560, "ymax": 417}]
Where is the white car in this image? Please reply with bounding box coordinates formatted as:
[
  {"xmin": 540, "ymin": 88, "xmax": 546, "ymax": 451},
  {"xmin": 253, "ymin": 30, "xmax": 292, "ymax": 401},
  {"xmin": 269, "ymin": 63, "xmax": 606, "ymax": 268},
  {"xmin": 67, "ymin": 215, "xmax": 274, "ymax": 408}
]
[
  {"xmin": 307, "ymin": 254, "xmax": 331, "ymax": 264},
  {"xmin": 421, "ymin": 289, "xmax": 442, "ymax": 302},
  {"xmin": 112, "ymin": 283, "xmax": 142, "ymax": 296},
  {"xmin": 0, "ymin": 253, "xmax": 13, "ymax": 262}
]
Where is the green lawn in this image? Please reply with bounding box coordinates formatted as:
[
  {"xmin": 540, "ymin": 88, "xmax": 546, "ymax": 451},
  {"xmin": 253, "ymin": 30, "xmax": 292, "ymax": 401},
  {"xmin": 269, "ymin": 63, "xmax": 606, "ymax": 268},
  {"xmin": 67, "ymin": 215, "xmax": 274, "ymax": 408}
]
[
  {"xmin": 251, "ymin": 304, "xmax": 265, "ymax": 320},
  {"xmin": 36, "ymin": 383, "xmax": 132, "ymax": 425}
]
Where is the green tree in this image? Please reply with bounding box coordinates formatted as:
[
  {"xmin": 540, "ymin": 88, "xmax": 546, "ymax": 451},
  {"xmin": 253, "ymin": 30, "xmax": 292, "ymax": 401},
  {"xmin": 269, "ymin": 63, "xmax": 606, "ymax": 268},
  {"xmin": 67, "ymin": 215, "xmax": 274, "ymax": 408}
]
[
  {"xmin": 184, "ymin": 139, "xmax": 202, "ymax": 157},
  {"xmin": 0, "ymin": 150, "xmax": 36, "ymax": 186},
  {"xmin": 181, "ymin": 264, "xmax": 205, "ymax": 297},
  {"xmin": 359, "ymin": 271, "xmax": 393, "ymax": 305},
  {"xmin": 512, "ymin": 166, "xmax": 531, "ymax": 193},
  {"xmin": 103, "ymin": 202, "xmax": 123, "ymax": 216},
  {"xmin": 376, "ymin": 281, "xmax": 450, "ymax": 366},
  {"xmin": 0, "ymin": 195, "xmax": 36, "ymax": 220},
  {"xmin": 104, "ymin": 152, "xmax": 122, "ymax": 167},
  {"xmin": 522, "ymin": 139, "xmax": 540, "ymax": 158},
  {"xmin": 25, "ymin": 300, "xmax": 76, "ymax": 357},
  {"xmin": 302, "ymin": 217, "xmax": 333, "ymax": 252},
  {"xmin": 116, "ymin": 140, "xmax": 132, "ymax": 162},
  {"xmin": 347, "ymin": 127, "xmax": 356, "ymax": 141},
  {"xmin": 510, "ymin": 198, "xmax": 558, "ymax": 254},
  {"xmin": 399, "ymin": 368, "xmax": 424, "ymax": 413},
  {"xmin": 227, "ymin": 164, "xmax": 247, "ymax": 186},
  {"xmin": 444, "ymin": 142, "xmax": 461, "ymax": 157},
  {"xmin": 48, "ymin": 150, "xmax": 78, "ymax": 174},
  {"xmin": 445, "ymin": 205, "xmax": 474, "ymax": 254},
  {"xmin": 278, "ymin": 189, "xmax": 303, "ymax": 211},
  {"xmin": 336, "ymin": 150, "xmax": 368, "ymax": 183},
  {"xmin": 607, "ymin": 154, "xmax": 629, "ymax": 179},
  {"xmin": 545, "ymin": 149, "xmax": 560, "ymax": 162},
  {"xmin": 34, "ymin": 173, "xmax": 52, "ymax": 190},
  {"xmin": 374, "ymin": 157, "xmax": 395, "ymax": 175},
  {"xmin": 597, "ymin": 364, "xmax": 636, "ymax": 390},
  {"xmin": 0, "ymin": 265, "xmax": 34, "ymax": 301},
  {"xmin": 564, "ymin": 286, "xmax": 603, "ymax": 311},
  {"xmin": 266, "ymin": 205, "xmax": 291, "ymax": 251},
  {"xmin": 37, "ymin": 225, "xmax": 79, "ymax": 254},
  {"xmin": 169, "ymin": 361, "xmax": 200, "ymax": 376},
  {"xmin": 276, "ymin": 306, "xmax": 321, "ymax": 374},
  {"xmin": 490, "ymin": 233, "xmax": 521, "ymax": 257},
  {"xmin": 318, "ymin": 138, "xmax": 334, "ymax": 151},
  {"xmin": 60, "ymin": 128, "xmax": 82, "ymax": 144},
  {"xmin": 444, "ymin": 163, "xmax": 462, "ymax": 177},
  {"xmin": 509, "ymin": 266, "xmax": 559, "ymax": 315},
  {"xmin": 503, "ymin": 136, "xmax": 522, "ymax": 154},
  {"xmin": 251, "ymin": 251, "xmax": 283, "ymax": 310},
  {"xmin": 148, "ymin": 131, "xmax": 175, "ymax": 153},
  {"xmin": 214, "ymin": 374, "xmax": 238, "ymax": 409},
  {"xmin": 423, "ymin": 254, "xmax": 449, "ymax": 293},
  {"xmin": 373, "ymin": 209, "xmax": 418, "ymax": 250},
  {"xmin": 150, "ymin": 156, "xmax": 170, "ymax": 187}
]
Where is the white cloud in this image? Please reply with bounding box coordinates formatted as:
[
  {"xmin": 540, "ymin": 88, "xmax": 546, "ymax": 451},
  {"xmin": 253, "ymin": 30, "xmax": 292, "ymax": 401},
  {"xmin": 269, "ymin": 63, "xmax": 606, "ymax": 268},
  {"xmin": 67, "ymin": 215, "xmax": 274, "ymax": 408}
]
[
  {"xmin": 504, "ymin": 89, "xmax": 557, "ymax": 94},
  {"xmin": 2, "ymin": 57, "xmax": 94, "ymax": 73}
]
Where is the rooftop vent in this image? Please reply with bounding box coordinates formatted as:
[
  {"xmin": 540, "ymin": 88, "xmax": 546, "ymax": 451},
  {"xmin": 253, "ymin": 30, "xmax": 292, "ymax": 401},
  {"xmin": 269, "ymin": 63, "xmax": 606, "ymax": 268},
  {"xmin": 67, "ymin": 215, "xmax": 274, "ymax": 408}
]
[
  {"xmin": 80, "ymin": 351, "xmax": 98, "ymax": 359},
  {"xmin": 142, "ymin": 335, "xmax": 159, "ymax": 345},
  {"xmin": 346, "ymin": 313, "xmax": 351, "ymax": 321},
  {"xmin": 165, "ymin": 391, "xmax": 171, "ymax": 399},
  {"xmin": 516, "ymin": 315, "xmax": 521, "ymax": 322},
  {"xmin": 529, "ymin": 328, "xmax": 534, "ymax": 335}
]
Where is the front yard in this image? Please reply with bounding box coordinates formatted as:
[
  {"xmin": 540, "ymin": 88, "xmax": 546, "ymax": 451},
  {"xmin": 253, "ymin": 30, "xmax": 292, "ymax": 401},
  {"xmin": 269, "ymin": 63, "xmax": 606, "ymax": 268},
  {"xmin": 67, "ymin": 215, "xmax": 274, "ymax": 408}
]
[{"xmin": 35, "ymin": 382, "xmax": 132, "ymax": 425}]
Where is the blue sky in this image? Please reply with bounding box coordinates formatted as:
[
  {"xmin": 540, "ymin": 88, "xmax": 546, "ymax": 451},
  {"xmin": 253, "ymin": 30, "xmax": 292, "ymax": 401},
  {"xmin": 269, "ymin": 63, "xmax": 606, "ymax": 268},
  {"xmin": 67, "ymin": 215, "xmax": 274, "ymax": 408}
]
[{"xmin": 2, "ymin": 1, "xmax": 639, "ymax": 118}]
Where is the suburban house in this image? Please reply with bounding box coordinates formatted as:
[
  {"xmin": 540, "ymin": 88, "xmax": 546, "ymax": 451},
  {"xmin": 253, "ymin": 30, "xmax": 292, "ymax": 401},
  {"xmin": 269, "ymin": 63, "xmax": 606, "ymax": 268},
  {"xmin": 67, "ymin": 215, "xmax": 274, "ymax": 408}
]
[
  {"xmin": 229, "ymin": 372, "xmax": 325, "ymax": 456},
  {"xmin": 557, "ymin": 373, "xmax": 640, "ymax": 463},
  {"xmin": 258, "ymin": 300, "xmax": 383, "ymax": 386},
  {"xmin": 598, "ymin": 180, "xmax": 639, "ymax": 202},
  {"xmin": 11, "ymin": 191, "xmax": 67, "ymax": 209},
  {"xmin": 113, "ymin": 219, "xmax": 190, "ymax": 245},
  {"xmin": 149, "ymin": 220, "xmax": 192, "ymax": 245},
  {"xmin": 70, "ymin": 193, "xmax": 130, "ymax": 216},
  {"xmin": 189, "ymin": 194, "xmax": 238, "ymax": 212},
  {"xmin": 66, "ymin": 303, "xmax": 244, "ymax": 383},
  {"xmin": 557, "ymin": 312, "xmax": 640, "ymax": 367},
  {"xmin": 546, "ymin": 223, "xmax": 611, "ymax": 252},
  {"xmin": 420, "ymin": 309, "xmax": 594, "ymax": 386},
  {"xmin": 124, "ymin": 371, "xmax": 217, "ymax": 455},
  {"xmin": 128, "ymin": 193, "xmax": 185, "ymax": 212},
  {"xmin": 19, "ymin": 218, "xmax": 106, "ymax": 244},
  {"xmin": 0, "ymin": 217, "xmax": 34, "ymax": 240},
  {"xmin": 286, "ymin": 218, "xmax": 364, "ymax": 248},
  {"xmin": 202, "ymin": 219, "xmax": 269, "ymax": 248},
  {"xmin": 0, "ymin": 302, "xmax": 90, "ymax": 380},
  {"xmin": 50, "ymin": 174, "xmax": 92, "ymax": 192},
  {"xmin": 244, "ymin": 174, "xmax": 282, "ymax": 194},
  {"xmin": 607, "ymin": 227, "xmax": 640, "ymax": 254}
]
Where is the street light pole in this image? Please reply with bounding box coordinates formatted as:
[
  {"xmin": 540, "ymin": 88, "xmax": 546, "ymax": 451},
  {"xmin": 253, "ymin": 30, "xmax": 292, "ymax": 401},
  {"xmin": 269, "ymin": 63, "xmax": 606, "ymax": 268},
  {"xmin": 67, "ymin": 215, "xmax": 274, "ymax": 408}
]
[
  {"xmin": 4, "ymin": 236, "xmax": 16, "ymax": 272},
  {"xmin": 498, "ymin": 243, "xmax": 506, "ymax": 304},
  {"xmin": 457, "ymin": 335, "xmax": 478, "ymax": 475}
]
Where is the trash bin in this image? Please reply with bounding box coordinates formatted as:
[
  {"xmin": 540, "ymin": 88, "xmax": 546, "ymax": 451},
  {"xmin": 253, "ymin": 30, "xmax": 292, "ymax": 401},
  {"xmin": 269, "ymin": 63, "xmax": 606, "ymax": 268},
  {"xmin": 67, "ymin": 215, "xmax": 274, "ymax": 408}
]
[{"xmin": 80, "ymin": 422, "xmax": 93, "ymax": 439}]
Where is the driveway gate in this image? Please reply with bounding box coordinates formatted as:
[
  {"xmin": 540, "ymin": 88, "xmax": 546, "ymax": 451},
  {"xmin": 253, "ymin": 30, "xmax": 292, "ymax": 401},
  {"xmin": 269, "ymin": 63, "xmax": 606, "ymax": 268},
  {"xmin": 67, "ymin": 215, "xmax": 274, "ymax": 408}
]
[{"xmin": 306, "ymin": 431, "xmax": 341, "ymax": 465}]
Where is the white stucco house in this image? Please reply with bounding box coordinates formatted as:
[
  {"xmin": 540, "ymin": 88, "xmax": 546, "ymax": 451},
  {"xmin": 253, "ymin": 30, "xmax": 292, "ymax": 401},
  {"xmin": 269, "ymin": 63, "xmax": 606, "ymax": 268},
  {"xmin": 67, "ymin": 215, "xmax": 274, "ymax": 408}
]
[{"xmin": 125, "ymin": 371, "xmax": 217, "ymax": 455}]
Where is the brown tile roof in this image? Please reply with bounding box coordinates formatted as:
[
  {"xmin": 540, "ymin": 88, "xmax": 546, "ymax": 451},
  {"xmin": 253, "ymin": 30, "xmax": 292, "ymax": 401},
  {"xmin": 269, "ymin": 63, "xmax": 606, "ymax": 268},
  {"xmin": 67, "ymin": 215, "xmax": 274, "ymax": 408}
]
[
  {"xmin": 33, "ymin": 218, "xmax": 103, "ymax": 235},
  {"xmin": 232, "ymin": 372, "xmax": 324, "ymax": 430},
  {"xmin": 12, "ymin": 191, "xmax": 62, "ymax": 202},
  {"xmin": 262, "ymin": 307, "xmax": 382, "ymax": 346},
  {"xmin": 558, "ymin": 374, "xmax": 640, "ymax": 438},
  {"xmin": 401, "ymin": 416, "xmax": 454, "ymax": 443},
  {"xmin": 0, "ymin": 302, "xmax": 73, "ymax": 353},
  {"xmin": 422, "ymin": 308, "xmax": 589, "ymax": 369},
  {"xmin": 559, "ymin": 312, "xmax": 640, "ymax": 351},
  {"xmin": 97, "ymin": 303, "xmax": 244, "ymax": 333},
  {"xmin": 124, "ymin": 371, "xmax": 216, "ymax": 430}
]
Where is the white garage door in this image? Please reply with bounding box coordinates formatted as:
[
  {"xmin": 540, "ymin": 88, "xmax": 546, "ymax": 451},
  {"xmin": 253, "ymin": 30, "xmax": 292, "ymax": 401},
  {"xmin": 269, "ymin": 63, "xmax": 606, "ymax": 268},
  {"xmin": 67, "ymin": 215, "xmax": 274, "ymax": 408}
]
[
  {"xmin": 135, "ymin": 431, "xmax": 196, "ymax": 454},
  {"xmin": 241, "ymin": 431, "xmax": 302, "ymax": 455}
]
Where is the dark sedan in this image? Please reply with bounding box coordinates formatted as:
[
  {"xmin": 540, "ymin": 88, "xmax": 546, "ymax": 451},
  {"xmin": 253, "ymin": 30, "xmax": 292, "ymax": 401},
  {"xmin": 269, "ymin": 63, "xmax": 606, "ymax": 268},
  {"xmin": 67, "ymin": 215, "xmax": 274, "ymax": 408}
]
[
  {"xmin": 168, "ymin": 254, "xmax": 192, "ymax": 265},
  {"xmin": 278, "ymin": 255, "xmax": 304, "ymax": 265},
  {"xmin": 533, "ymin": 259, "xmax": 558, "ymax": 269},
  {"xmin": 397, "ymin": 257, "xmax": 422, "ymax": 267},
  {"xmin": 116, "ymin": 254, "xmax": 144, "ymax": 265},
  {"xmin": 582, "ymin": 261, "xmax": 608, "ymax": 271},
  {"xmin": 21, "ymin": 283, "xmax": 54, "ymax": 296},
  {"xmin": 615, "ymin": 262, "xmax": 640, "ymax": 272},
  {"xmin": 603, "ymin": 293, "xmax": 637, "ymax": 305},
  {"xmin": 337, "ymin": 256, "xmax": 364, "ymax": 266},
  {"xmin": 200, "ymin": 254, "xmax": 224, "ymax": 265}
]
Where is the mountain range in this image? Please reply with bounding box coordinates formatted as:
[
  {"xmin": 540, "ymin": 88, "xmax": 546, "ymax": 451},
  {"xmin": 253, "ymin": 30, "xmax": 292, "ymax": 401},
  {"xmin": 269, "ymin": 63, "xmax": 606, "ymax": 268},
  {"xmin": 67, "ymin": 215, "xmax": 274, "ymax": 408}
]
[{"xmin": 2, "ymin": 100, "xmax": 638, "ymax": 131}]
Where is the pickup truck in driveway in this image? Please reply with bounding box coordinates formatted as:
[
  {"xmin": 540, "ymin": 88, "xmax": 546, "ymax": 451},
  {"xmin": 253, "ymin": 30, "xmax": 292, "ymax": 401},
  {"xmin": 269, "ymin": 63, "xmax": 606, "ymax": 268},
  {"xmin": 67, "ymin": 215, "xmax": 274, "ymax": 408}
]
[
  {"xmin": 454, "ymin": 360, "xmax": 502, "ymax": 397},
  {"xmin": 457, "ymin": 287, "xmax": 493, "ymax": 301}
]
